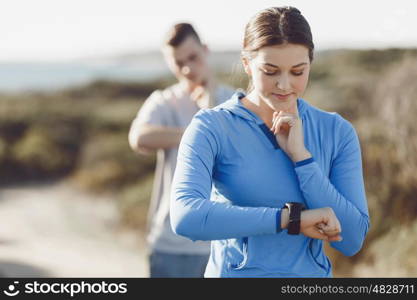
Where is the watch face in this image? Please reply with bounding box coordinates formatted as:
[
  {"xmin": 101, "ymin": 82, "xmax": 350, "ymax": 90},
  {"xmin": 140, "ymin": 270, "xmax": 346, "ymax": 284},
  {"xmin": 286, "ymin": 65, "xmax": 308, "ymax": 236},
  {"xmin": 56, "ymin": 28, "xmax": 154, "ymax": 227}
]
[{"xmin": 286, "ymin": 202, "xmax": 303, "ymax": 235}]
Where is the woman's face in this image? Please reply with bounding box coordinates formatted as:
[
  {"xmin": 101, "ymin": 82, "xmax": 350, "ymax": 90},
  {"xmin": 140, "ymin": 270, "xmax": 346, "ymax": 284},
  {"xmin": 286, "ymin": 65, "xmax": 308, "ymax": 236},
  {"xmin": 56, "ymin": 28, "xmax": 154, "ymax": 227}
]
[{"xmin": 243, "ymin": 43, "xmax": 311, "ymax": 112}]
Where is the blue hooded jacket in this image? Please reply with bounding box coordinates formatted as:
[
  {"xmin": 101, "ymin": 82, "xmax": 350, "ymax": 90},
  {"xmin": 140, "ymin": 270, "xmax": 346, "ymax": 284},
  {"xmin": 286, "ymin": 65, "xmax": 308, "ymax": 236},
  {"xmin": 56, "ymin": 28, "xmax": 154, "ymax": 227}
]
[{"xmin": 170, "ymin": 91, "xmax": 370, "ymax": 277}]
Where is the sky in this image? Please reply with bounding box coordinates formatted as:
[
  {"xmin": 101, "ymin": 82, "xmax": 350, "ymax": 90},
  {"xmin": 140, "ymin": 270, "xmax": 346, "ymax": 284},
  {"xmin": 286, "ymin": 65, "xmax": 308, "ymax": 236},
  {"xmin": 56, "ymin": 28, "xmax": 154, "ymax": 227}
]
[{"xmin": 1, "ymin": 0, "xmax": 417, "ymax": 62}]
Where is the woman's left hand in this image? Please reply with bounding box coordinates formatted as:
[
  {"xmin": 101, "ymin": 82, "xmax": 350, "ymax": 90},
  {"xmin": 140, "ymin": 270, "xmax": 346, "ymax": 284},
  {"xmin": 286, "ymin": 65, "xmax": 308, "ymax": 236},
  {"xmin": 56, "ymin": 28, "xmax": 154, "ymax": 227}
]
[{"xmin": 270, "ymin": 105, "xmax": 311, "ymax": 162}]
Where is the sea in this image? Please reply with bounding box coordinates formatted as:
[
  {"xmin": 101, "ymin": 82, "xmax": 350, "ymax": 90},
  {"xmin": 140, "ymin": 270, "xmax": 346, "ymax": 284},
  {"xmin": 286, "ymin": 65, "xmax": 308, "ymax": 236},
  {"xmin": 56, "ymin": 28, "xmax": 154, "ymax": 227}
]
[
  {"xmin": 0, "ymin": 61, "xmax": 169, "ymax": 92},
  {"xmin": 0, "ymin": 51, "xmax": 242, "ymax": 92}
]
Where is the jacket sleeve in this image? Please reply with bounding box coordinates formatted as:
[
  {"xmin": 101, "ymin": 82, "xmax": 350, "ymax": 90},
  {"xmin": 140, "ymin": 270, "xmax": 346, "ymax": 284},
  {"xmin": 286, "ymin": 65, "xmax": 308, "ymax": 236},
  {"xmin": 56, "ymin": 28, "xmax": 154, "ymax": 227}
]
[
  {"xmin": 170, "ymin": 110, "xmax": 280, "ymax": 241},
  {"xmin": 294, "ymin": 117, "xmax": 370, "ymax": 256}
]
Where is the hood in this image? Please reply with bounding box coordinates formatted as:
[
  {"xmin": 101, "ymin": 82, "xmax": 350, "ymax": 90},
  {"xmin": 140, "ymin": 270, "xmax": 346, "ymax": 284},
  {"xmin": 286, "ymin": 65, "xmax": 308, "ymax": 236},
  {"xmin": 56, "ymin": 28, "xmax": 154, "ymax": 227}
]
[{"xmin": 217, "ymin": 91, "xmax": 308, "ymax": 125}]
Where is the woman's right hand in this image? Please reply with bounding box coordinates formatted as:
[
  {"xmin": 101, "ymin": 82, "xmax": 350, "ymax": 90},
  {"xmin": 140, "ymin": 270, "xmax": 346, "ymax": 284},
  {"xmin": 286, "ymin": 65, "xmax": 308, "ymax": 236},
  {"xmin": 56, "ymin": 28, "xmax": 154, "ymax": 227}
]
[{"xmin": 283, "ymin": 207, "xmax": 342, "ymax": 242}]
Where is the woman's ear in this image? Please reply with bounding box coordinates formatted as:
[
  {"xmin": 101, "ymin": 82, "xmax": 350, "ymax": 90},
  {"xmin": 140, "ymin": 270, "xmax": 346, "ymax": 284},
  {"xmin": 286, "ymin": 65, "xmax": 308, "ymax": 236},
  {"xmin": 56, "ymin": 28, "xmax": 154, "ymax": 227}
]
[{"xmin": 241, "ymin": 56, "xmax": 251, "ymax": 76}]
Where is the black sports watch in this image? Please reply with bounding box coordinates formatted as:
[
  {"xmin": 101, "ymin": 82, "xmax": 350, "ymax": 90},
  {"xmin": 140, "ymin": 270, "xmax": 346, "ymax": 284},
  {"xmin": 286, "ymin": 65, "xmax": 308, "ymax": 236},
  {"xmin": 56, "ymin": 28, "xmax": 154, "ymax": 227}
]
[{"xmin": 282, "ymin": 202, "xmax": 306, "ymax": 235}]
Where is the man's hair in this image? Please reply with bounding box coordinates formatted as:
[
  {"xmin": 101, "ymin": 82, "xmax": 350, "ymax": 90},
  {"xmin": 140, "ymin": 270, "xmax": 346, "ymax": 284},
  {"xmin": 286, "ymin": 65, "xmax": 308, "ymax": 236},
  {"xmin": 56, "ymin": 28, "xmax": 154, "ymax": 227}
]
[{"xmin": 164, "ymin": 23, "xmax": 202, "ymax": 47}]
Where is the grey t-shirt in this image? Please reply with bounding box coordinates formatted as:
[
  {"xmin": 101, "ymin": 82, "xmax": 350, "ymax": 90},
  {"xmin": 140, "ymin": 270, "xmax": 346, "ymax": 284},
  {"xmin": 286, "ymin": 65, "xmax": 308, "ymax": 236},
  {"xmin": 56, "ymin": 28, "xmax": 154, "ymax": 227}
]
[{"xmin": 134, "ymin": 83, "xmax": 234, "ymax": 254}]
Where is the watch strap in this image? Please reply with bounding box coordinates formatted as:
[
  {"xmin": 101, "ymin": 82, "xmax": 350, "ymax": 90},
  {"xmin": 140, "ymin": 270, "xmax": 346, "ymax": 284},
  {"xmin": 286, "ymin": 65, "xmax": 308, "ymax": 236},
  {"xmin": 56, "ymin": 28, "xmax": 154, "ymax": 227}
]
[{"xmin": 283, "ymin": 202, "xmax": 305, "ymax": 235}]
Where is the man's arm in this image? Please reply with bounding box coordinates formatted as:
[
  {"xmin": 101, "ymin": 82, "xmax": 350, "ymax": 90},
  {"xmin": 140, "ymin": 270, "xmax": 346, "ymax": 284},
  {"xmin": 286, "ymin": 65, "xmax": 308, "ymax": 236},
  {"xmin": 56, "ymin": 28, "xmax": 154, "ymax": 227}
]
[{"xmin": 128, "ymin": 118, "xmax": 185, "ymax": 154}]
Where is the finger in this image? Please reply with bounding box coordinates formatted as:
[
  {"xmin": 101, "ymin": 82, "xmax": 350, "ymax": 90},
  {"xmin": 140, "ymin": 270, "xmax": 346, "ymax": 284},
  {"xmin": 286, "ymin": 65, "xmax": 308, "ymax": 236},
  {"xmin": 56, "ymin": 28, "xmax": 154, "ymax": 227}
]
[
  {"xmin": 320, "ymin": 222, "xmax": 338, "ymax": 231},
  {"xmin": 288, "ymin": 119, "xmax": 296, "ymax": 128},
  {"xmin": 278, "ymin": 111, "xmax": 296, "ymax": 116},
  {"xmin": 316, "ymin": 227, "xmax": 341, "ymax": 241},
  {"xmin": 322, "ymin": 218, "xmax": 341, "ymax": 232},
  {"xmin": 327, "ymin": 235, "xmax": 343, "ymax": 242},
  {"xmin": 275, "ymin": 118, "xmax": 290, "ymax": 135},
  {"xmin": 335, "ymin": 219, "xmax": 342, "ymax": 233},
  {"xmin": 277, "ymin": 110, "xmax": 299, "ymax": 124},
  {"xmin": 276, "ymin": 117, "xmax": 295, "ymax": 134},
  {"xmin": 276, "ymin": 113, "xmax": 298, "ymax": 125},
  {"xmin": 325, "ymin": 209, "xmax": 342, "ymax": 232},
  {"xmin": 272, "ymin": 111, "xmax": 278, "ymax": 122},
  {"xmin": 274, "ymin": 118, "xmax": 282, "ymax": 135},
  {"xmin": 313, "ymin": 225, "xmax": 342, "ymax": 242},
  {"xmin": 328, "ymin": 215, "xmax": 342, "ymax": 231},
  {"xmin": 306, "ymin": 230, "xmax": 328, "ymax": 241},
  {"xmin": 315, "ymin": 231, "xmax": 329, "ymax": 241},
  {"xmin": 320, "ymin": 224, "xmax": 341, "ymax": 235},
  {"xmin": 273, "ymin": 115, "xmax": 286, "ymax": 135},
  {"xmin": 306, "ymin": 227, "xmax": 330, "ymax": 241},
  {"xmin": 271, "ymin": 112, "xmax": 279, "ymax": 132},
  {"xmin": 327, "ymin": 232, "xmax": 342, "ymax": 238},
  {"xmin": 316, "ymin": 223, "xmax": 329, "ymax": 237},
  {"xmin": 324, "ymin": 231, "xmax": 342, "ymax": 238},
  {"xmin": 271, "ymin": 115, "xmax": 280, "ymax": 133},
  {"xmin": 278, "ymin": 110, "xmax": 299, "ymax": 120},
  {"xmin": 316, "ymin": 227, "xmax": 325, "ymax": 236}
]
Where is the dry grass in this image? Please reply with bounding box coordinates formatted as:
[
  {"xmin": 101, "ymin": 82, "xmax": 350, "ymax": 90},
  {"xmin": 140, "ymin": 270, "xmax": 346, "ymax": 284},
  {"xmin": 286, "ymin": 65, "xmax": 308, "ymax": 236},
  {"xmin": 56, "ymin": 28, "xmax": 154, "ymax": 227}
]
[
  {"xmin": 314, "ymin": 55, "xmax": 417, "ymax": 277},
  {"xmin": 0, "ymin": 49, "xmax": 416, "ymax": 277}
]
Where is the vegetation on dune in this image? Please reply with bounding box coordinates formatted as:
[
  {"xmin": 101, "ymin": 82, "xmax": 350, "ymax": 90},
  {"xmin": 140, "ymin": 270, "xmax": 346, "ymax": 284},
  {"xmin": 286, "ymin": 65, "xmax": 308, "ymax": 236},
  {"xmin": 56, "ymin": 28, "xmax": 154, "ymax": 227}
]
[{"xmin": 0, "ymin": 48, "xmax": 416, "ymax": 276}]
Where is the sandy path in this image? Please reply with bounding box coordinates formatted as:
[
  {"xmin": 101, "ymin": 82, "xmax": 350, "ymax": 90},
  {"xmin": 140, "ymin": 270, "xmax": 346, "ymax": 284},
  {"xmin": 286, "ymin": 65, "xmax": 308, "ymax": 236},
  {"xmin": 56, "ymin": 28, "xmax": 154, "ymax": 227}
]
[{"xmin": 0, "ymin": 182, "xmax": 148, "ymax": 277}]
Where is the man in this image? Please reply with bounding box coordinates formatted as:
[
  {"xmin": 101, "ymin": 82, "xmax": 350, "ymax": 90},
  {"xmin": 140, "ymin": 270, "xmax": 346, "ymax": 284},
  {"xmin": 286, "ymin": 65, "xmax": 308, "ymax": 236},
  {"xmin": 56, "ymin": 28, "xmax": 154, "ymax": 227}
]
[{"xmin": 128, "ymin": 23, "xmax": 234, "ymax": 277}]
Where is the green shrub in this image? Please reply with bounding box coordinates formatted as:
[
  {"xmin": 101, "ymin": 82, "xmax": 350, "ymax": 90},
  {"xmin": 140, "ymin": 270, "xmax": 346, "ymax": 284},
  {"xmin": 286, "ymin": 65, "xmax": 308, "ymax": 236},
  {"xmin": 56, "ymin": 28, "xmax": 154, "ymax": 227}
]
[
  {"xmin": 62, "ymin": 78, "xmax": 176, "ymax": 100},
  {"xmin": 117, "ymin": 173, "xmax": 155, "ymax": 230},
  {"xmin": 1, "ymin": 51, "xmax": 416, "ymax": 277},
  {"xmin": 12, "ymin": 127, "xmax": 74, "ymax": 176},
  {"xmin": 71, "ymin": 132, "xmax": 155, "ymax": 191},
  {"xmin": 0, "ymin": 137, "xmax": 6, "ymax": 162}
]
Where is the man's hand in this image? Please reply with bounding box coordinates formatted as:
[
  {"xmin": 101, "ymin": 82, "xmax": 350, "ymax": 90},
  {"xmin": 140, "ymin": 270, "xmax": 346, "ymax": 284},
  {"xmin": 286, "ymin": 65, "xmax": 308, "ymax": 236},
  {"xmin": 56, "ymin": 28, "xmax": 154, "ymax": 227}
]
[{"xmin": 190, "ymin": 76, "xmax": 217, "ymax": 109}]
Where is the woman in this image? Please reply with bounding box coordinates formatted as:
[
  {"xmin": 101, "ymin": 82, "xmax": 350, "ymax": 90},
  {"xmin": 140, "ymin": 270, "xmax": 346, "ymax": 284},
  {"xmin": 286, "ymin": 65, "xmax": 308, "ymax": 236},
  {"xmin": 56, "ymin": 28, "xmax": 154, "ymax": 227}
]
[{"xmin": 170, "ymin": 6, "xmax": 370, "ymax": 277}]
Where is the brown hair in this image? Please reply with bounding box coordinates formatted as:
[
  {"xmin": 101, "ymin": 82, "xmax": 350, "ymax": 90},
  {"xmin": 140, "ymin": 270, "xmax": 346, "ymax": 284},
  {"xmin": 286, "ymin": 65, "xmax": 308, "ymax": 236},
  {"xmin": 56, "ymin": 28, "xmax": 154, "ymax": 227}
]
[
  {"xmin": 164, "ymin": 23, "xmax": 202, "ymax": 47},
  {"xmin": 242, "ymin": 6, "xmax": 314, "ymax": 92},
  {"xmin": 242, "ymin": 6, "xmax": 314, "ymax": 61}
]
